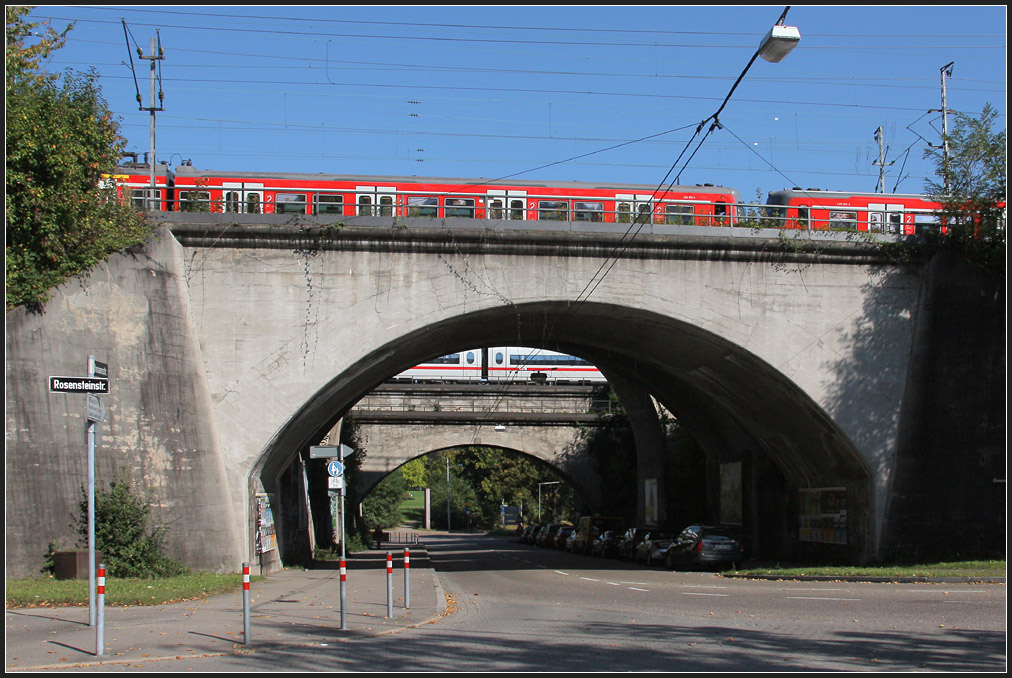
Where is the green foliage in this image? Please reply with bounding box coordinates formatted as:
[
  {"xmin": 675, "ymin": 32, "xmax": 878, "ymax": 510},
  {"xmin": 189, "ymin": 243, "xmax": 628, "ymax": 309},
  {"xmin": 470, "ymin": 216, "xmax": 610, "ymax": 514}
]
[
  {"xmin": 361, "ymin": 468, "xmax": 408, "ymax": 529},
  {"xmin": 922, "ymin": 103, "xmax": 1006, "ymax": 275},
  {"xmin": 76, "ymin": 470, "xmax": 187, "ymax": 579},
  {"xmin": 6, "ymin": 6, "xmax": 151, "ymax": 309}
]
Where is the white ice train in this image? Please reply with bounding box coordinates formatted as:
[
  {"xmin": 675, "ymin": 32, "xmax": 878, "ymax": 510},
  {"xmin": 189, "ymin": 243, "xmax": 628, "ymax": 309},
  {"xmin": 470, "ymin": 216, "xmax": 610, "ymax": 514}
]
[{"xmin": 392, "ymin": 347, "xmax": 606, "ymax": 384}]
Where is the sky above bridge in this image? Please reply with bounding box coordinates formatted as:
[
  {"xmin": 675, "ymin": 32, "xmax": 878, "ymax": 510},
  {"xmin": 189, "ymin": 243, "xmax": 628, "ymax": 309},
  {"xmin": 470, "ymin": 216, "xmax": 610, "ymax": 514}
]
[{"xmin": 29, "ymin": 5, "xmax": 1006, "ymax": 204}]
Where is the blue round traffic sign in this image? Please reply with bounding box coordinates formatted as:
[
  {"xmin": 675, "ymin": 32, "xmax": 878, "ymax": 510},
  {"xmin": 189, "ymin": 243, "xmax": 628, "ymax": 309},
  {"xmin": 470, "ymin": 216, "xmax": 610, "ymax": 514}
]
[{"xmin": 327, "ymin": 460, "xmax": 345, "ymax": 477}]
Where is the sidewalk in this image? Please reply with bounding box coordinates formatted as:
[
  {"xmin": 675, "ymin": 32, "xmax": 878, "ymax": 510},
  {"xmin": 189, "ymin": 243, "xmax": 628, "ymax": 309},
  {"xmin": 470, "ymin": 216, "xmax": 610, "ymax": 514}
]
[{"xmin": 5, "ymin": 541, "xmax": 442, "ymax": 671}]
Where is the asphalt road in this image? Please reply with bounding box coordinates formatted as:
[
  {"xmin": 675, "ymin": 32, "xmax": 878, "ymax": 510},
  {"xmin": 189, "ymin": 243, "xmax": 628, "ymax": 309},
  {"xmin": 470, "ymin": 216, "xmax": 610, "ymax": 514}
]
[
  {"xmin": 399, "ymin": 533, "xmax": 1005, "ymax": 672},
  {"xmin": 14, "ymin": 532, "xmax": 1003, "ymax": 672}
]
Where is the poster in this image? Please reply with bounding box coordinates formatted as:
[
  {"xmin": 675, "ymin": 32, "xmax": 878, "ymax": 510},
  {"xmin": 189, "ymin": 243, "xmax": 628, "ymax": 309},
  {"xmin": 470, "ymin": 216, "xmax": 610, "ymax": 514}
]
[
  {"xmin": 799, "ymin": 487, "xmax": 847, "ymax": 544},
  {"xmin": 256, "ymin": 493, "xmax": 277, "ymax": 554}
]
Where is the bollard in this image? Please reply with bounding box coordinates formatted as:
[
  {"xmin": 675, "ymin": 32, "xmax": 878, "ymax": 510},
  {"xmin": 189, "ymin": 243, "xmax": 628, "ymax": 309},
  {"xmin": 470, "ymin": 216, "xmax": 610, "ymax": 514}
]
[
  {"xmin": 242, "ymin": 562, "xmax": 251, "ymax": 643},
  {"xmin": 404, "ymin": 547, "xmax": 411, "ymax": 609},
  {"xmin": 96, "ymin": 563, "xmax": 105, "ymax": 656},
  {"xmin": 339, "ymin": 559, "xmax": 348, "ymax": 631},
  {"xmin": 386, "ymin": 551, "xmax": 393, "ymax": 618}
]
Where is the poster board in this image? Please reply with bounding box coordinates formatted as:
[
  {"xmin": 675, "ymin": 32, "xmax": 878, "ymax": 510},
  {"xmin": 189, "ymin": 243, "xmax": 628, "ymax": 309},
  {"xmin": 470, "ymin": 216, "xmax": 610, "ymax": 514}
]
[{"xmin": 799, "ymin": 487, "xmax": 847, "ymax": 544}]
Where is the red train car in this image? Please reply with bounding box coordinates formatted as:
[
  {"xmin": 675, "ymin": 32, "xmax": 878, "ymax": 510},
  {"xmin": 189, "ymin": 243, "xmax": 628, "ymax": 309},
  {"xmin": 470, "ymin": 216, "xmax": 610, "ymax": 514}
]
[
  {"xmin": 764, "ymin": 188, "xmax": 944, "ymax": 235},
  {"xmin": 170, "ymin": 166, "xmax": 742, "ymax": 226},
  {"xmin": 102, "ymin": 162, "xmax": 174, "ymax": 212}
]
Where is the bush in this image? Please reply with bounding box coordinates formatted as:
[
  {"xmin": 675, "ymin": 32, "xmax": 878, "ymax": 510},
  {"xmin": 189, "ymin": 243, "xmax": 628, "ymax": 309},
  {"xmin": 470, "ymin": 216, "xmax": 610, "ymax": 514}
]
[{"xmin": 76, "ymin": 470, "xmax": 187, "ymax": 578}]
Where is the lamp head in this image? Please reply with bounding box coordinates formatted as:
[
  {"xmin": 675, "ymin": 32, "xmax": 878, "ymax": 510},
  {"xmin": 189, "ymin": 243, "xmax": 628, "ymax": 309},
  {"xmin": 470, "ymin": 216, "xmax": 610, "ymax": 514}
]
[{"xmin": 759, "ymin": 24, "xmax": 801, "ymax": 63}]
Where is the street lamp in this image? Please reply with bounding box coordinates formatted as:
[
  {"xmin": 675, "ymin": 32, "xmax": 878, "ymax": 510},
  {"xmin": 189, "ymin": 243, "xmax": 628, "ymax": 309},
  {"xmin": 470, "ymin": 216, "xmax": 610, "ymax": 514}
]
[
  {"xmin": 758, "ymin": 24, "xmax": 801, "ymax": 63},
  {"xmin": 538, "ymin": 481, "xmax": 560, "ymax": 521}
]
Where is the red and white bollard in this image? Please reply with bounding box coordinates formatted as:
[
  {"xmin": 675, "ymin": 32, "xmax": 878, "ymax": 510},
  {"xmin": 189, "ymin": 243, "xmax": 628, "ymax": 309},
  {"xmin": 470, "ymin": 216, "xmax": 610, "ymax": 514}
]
[
  {"xmin": 96, "ymin": 563, "xmax": 105, "ymax": 656},
  {"xmin": 386, "ymin": 552, "xmax": 393, "ymax": 618},
  {"xmin": 340, "ymin": 559, "xmax": 348, "ymax": 631},
  {"xmin": 242, "ymin": 562, "xmax": 251, "ymax": 643}
]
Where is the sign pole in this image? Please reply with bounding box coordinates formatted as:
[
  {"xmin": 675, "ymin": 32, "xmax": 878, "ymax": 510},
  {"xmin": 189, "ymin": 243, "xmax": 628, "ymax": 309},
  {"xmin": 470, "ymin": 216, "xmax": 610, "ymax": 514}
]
[
  {"xmin": 87, "ymin": 356, "xmax": 97, "ymax": 627},
  {"xmin": 339, "ymin": 445, "xmax": 348, "ymax": 630}
]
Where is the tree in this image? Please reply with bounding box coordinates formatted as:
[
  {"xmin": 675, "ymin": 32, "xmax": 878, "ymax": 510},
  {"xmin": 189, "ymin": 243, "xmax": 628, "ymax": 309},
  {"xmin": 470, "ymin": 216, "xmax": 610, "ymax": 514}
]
[
  {"xmin": 923, "ymin": 103, "xmax": 1006, "ymax": 274},
  {"xmin": 6, "ymin": 6, "xmax": 151, "ymax": 309}
]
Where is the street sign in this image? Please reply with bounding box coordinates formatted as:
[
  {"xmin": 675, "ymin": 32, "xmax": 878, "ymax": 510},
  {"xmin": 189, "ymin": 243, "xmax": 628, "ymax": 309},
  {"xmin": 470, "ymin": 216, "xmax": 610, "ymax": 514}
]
[
  {"xmin": 327, "ymin": 460, "xmax": 345, "ymax": 477},
  {"xmin": 49, "ymin": 376, "xmax": 109, "ymax": 394},
  {"xmin": 86, "ymin": 395, "xmax": 106, "ymax": 423},
  {"xmin": 328, "ymin": 476, "xmax": 345, "ymax": 491},
  {"xmin": 311, "ymin": 444, "xmax": 355, "ymax": 460}
]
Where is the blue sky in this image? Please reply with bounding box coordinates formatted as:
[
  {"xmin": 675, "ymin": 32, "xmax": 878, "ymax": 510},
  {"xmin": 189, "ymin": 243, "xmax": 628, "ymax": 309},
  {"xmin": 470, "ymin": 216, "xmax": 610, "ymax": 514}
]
[{"xmin": 28, "ymin": 5, "xmax": 1007, "ymax": 204}]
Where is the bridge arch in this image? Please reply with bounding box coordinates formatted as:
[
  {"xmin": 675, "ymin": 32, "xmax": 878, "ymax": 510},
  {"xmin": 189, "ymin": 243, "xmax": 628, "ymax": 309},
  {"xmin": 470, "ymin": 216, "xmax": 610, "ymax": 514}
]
[{"xmin": 256, "ymin": 300, "xmax": 872, "ymax": 563}]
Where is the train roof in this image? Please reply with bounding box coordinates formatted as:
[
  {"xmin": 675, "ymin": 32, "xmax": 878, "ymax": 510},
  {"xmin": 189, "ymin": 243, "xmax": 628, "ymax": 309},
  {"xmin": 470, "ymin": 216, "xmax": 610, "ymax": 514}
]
[
  {"xmin": 767, "ymin": 188, "xmax": 931, "ymax": 203},
  {"xmin": 173, "ymin": 165, "xmax": 741, "ymax": 197}
]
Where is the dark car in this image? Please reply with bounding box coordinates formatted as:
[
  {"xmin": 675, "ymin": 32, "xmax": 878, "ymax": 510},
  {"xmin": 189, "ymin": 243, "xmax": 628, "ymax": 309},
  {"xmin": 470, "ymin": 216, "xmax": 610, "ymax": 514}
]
[
  {"xmin": 664, "ymin": 525, "xmax": 743, "ymax": 570},
  {"xmin": 555, "ymin": 526, "xmax": 575, "ymax": 550},
  {"xmin": 634, "ymin": 531, "xmax": 674, "ymax": 566},
  {"xmin": 615, "ymin": 527, "xmax": 650, "ymax": 561},
  {"xmin": 591, "ymin": 530, "xmax": 623, "ymax": 558}
]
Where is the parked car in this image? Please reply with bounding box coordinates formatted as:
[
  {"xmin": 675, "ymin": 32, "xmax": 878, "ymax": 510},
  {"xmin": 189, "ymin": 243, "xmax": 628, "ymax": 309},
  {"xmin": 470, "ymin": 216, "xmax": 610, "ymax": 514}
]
[
  {"xmin": 520, "ymin": 525, "xmax": 539, "ymax": 544},
  {"xmin": 664, "ymin": 525, "xmax": 743, "ymax": 570},
  {"xmin": 635, "ymin": 532, "xmax": 674, "ymax": 565},
  {"xmin": 571, "ymin": 516, "xmax": 625, "ymax": 555},
  {"xmin": 555, "ymin": 526, "xmax": 575, "ymax": 550},
  {"xmin": 615, "ymin": 527, "xmax": 650, "ymax": 561},
  {"xmin": 591, "ymin": 530, "xmax": 623, "ymax": 558}
]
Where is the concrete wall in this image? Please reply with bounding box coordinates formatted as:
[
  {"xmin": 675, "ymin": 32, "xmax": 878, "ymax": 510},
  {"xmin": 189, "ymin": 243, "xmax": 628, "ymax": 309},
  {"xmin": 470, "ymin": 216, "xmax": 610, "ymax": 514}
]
[
  {"xmin": 6, "ymin": 217, "xmax": 1004, "ymax": 574},
  {"xmin": 5, "ymin": 228, "xmax": 244, "ymax": 577}
]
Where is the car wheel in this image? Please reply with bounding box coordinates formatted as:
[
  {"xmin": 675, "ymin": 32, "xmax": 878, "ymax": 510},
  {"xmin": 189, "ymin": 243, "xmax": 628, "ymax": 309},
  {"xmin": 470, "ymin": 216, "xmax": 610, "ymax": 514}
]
[{"xmin": 665, "ymin": 553, "xmax": 674, "ymax": 570}]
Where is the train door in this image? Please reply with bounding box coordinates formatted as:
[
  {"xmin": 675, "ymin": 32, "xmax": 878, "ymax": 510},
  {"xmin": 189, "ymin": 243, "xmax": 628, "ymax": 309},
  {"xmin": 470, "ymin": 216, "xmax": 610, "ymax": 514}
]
[
  {"xmin": 356, "ymin": 185, "xmax": 397, "ymax": 216},
  {"xmin": 616, "ymin": 194, "xmax": 654, "ymax": 224},
  {"xmin": 868, "ymin": 203, "xmax": 907, "ymax": 233},
  {"xmin": 223, "ymin": 182, "xmax": 265, "ymax": 214},
  {"xmin": 486, "ymin": 190, "xmax": 527, "ymax": 220}
]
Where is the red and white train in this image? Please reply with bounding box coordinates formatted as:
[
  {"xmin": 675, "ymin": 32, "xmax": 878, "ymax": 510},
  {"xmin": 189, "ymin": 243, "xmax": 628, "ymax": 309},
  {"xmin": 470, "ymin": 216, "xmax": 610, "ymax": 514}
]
[
  {"xmin": 392, "ymin": 347, "xmax": 606, "ymax": 384},
  {"xmin": 110, "ymin": 163, "xmax": 743, "ymax": 226},
  {"xmin": 107, "ymin": 162, "xmax": 964, "ymax": 235}
]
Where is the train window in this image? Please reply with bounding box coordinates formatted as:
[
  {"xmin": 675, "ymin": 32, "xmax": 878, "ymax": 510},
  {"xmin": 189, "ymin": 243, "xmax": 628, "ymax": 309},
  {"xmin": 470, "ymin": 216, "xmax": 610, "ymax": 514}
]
[
  {"xmin": 129, "ymin": 188, "xmax": 161, "ymax": 211},
  {"xmin": 664, "ymin": 204, "xmax": 694, "ymax": 226},
  {"xmin": 179, "ymin": 190, "xmax": 210, "ymax": 212},
  {"xmin": 428, "ymin": 354, "xmax": 461, "ymax": 365},
  {"xmin": 495, "ymin": 351, "xmax": 504, "ymax": 365},
  {"xmin": 315, "ymin": 193, "xmax": 344, "ymax": 215},
  {"xmin": 465, "ymin": 351, "xmax": 476, "ymax": 364},
  {"xmin": 275, "ymin": 193, "xmax": 308, "ymax": 214},
  {"xmin": 538, "ymin": 200, "xmax": 569, "ymax": 221},
  {"xmin": 487, "ymin": 198, "xmax": 504, "ymax": 220},
  {"xmin": 829, "ymin": 211, "xmax": 857, "ymax": 229},
  {"xmin": 407, "ymin": 196, "xmax": 438, "ymax": 218},
  {"xmin": 573, "ymin": 201, "xmax": 604, "ymax": 222},
  {"xmin": 714, "ymin": 202, "xmax": 729, "ymax": 225},
  {"xmin": 445, "ymin": 198, "xmax": 475, "ymax": 218},
  {"xmin": 379, "ymin": 195, "xmax": 394, "ymax": 217},
  {"xmin": 914, "ymin": 212, "xmax": 941, "ymax": 235},
  {"xmin": 358, "ymin": 195, "xmax": 373, "ymax": 216},
  {"xmin": 509, "ymin": 199, "xmax": 525, "ymax": 221},
  {"xmin": 797, "ymin": 206, "xmax": 809, "ymax": 228},
  {"xmin": 617, "ymin": 202, "xmax": 632, "ymax": 223},
  {"xmin": 246, "ymin": 194, "xmax": 261, "ymax": 214},
  {"xmin": 225, "ymin": 191, "xmax": 240, "ymax": 213}
]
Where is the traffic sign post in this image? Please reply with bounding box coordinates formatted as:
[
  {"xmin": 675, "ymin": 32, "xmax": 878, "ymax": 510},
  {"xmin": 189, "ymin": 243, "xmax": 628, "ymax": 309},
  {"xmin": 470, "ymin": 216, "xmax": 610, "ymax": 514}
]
[{"xmin": 315, "ymin": 443, "xmax": 355, "ymax": 630}]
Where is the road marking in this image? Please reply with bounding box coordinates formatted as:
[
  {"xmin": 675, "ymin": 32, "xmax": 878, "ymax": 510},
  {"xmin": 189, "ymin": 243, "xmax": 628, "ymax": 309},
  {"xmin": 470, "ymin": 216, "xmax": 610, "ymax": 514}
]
[
  {"xmin": 554, "ymin": 570, "xmax": 570, "ymax": 576},
  {"xmin": 787, "ymin": 596, "xmax": 861, "ymax": 601},
  {"xmin": 681, "ymin": 585, "xmax": 728, "ymax": 589},
  {"xmin": 680, "ymin": 592, "xmax": 729, "ymax": 597},
  {"xmin": 580, "ymin": 577, "xmax": 600, "ymax": 582},
  {"xmin": 628, "ymin": 587, "xmax": 650, "ymax": 592}
]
